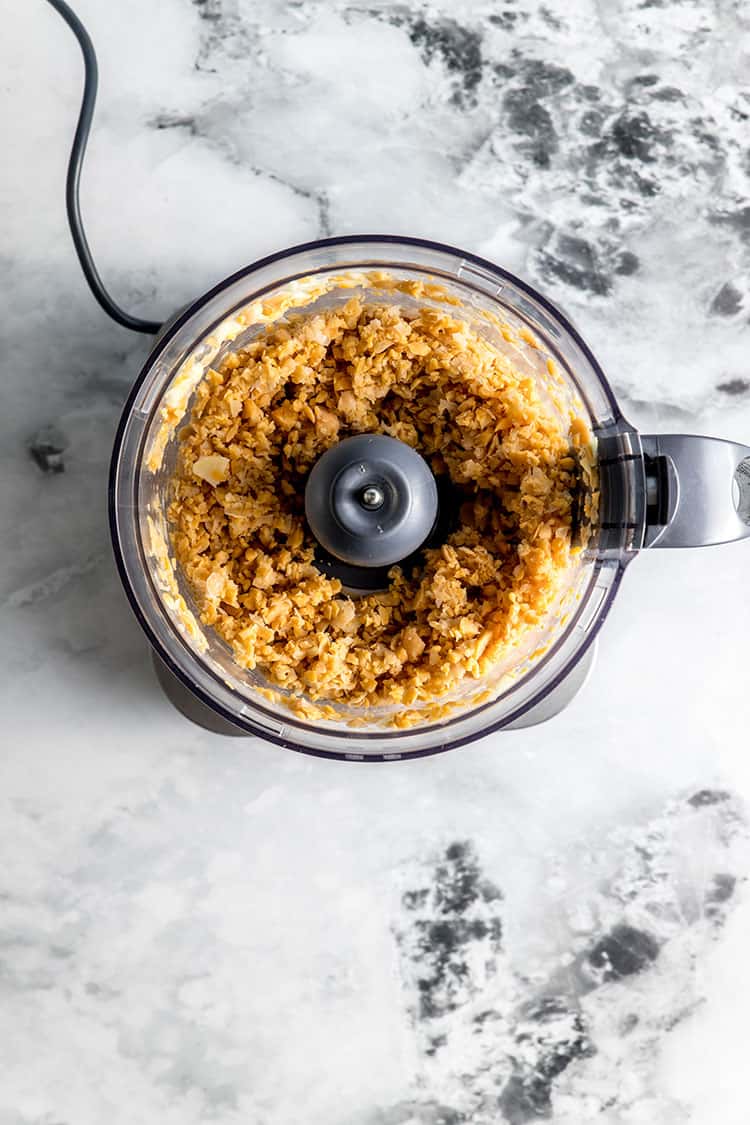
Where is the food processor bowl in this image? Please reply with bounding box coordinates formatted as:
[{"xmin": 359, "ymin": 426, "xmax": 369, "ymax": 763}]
[{"xmin": 109, "ymin": 236, "xmax": 750, "ymax": 759}]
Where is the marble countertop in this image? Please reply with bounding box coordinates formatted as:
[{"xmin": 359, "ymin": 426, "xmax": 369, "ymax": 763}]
[{"xmin": 3, "ymin": 0, "xmax": 750, "ymax": 1121}]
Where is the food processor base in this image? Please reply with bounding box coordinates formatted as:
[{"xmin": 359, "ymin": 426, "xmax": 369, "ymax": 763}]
[{"xmin": 152, "ymin": 642, "xmax": 598, "ymax": 741}]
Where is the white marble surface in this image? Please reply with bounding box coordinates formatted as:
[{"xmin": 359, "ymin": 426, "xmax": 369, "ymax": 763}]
[{"xmin": 2, "ymin": 0, "xmax": 750, "ymax": 1121}]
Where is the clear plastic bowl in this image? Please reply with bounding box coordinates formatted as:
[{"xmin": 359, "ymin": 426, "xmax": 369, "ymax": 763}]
[{"xmin": 110, "ymin": 236, "xmax": 642, "ymax": 759}]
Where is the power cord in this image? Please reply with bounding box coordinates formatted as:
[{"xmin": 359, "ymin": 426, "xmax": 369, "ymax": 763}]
[{"xmin": 45, "ymin": 0, "xmax": 162, "ymax": 334}]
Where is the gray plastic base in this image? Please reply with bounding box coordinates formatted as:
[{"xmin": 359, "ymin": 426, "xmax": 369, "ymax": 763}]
[
  {"xmin": 153, "ymin": 654, "xmax": 248, "ymax": 737},
  {"xmin": 502, "ymin": 640, "xmax": 597, "ymax": 729},
  {"xmin": 153, "ymin": 640, "xmax": 597, "ymax": 740}
]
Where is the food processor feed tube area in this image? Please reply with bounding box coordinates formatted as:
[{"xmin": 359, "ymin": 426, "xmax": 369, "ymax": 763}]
[{"xmin": 109, "ymin": 238, "xmax": 750, "ymax": 760}]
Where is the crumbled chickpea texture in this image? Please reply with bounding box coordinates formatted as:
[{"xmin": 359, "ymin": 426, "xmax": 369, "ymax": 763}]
[{"xmin": 169, "ymin": 298, "xmax": 590, "ymax": 716}]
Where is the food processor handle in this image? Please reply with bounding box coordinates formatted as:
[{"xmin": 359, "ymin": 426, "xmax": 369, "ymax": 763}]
[{"xmin": 642, "ymin": 434, "xmax": 750, "ymax": 548}]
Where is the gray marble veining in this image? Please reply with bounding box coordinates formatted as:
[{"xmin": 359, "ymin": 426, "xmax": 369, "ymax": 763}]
[{"xmin": 2, "ymin": 1, "xmax": 750, "ymax": 1122}]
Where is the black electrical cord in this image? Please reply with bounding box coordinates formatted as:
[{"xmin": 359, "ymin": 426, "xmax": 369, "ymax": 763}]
[{"xmin": 45, "ymin": 0, "xmax": 162, "ymax": 334}]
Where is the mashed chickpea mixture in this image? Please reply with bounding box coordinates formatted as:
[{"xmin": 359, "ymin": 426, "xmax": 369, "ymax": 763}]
[{"xmin": 169, "ymin": 298, "xmax": 589, "ymax": 716}]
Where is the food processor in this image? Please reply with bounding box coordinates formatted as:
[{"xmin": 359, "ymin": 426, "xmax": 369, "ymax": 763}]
[
  {"xmin": 109, "ymin": 236, "xmax": 750, "ymax": 759},
  {"xmin": 46, "ymin": 1, "xmax": 750, "ymax": 760}
]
